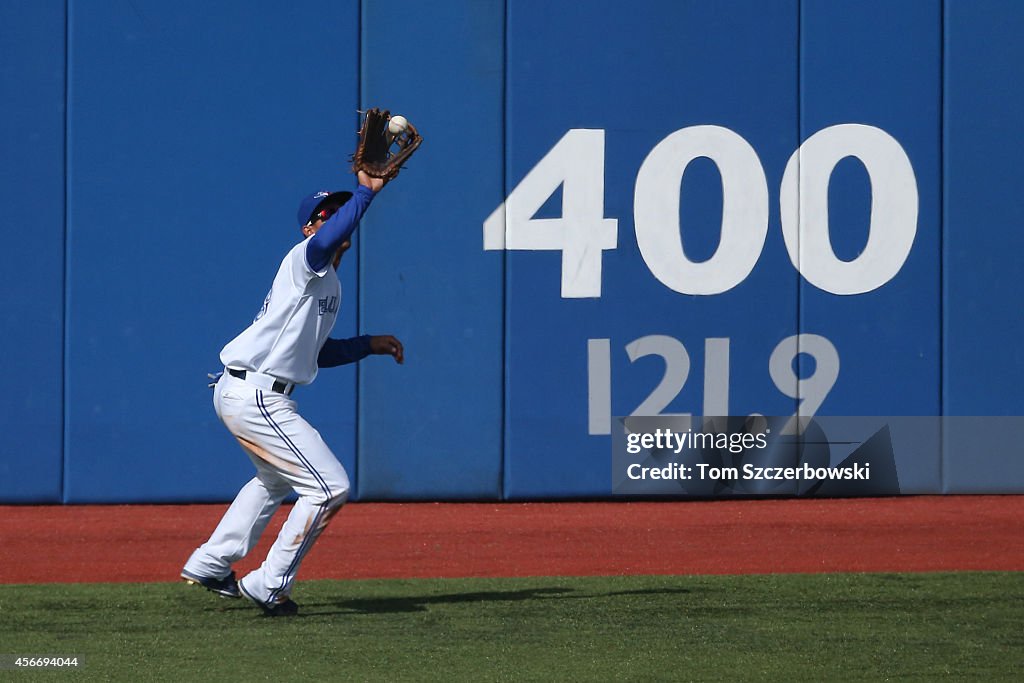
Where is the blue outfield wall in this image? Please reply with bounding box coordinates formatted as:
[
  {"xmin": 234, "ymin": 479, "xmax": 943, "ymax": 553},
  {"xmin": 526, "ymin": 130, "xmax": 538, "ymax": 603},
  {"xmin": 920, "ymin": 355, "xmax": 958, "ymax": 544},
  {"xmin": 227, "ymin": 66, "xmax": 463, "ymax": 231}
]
[
  {"xmin": 0, "ymin": 0, "xmax": 66, "ymax": 503},
  {"xmin": 942, "ymin": 0, "xmax": 1024, "ymax": 491},
  {"xmin": 798, "ymin": 0, "xmax": 943, "ymax": 493},
  {"xmin": 62, "ymin": 0, "xmax": 361, "ymax": 503},
  {"xmin": 0, "ymin": 0, "xmax": 1021, "ymax": 503},
  {"xmin": 357, "ymin": 0, "xmax": 505, "ymax": 500},
  {"xmin": 501, "ymin": 0, "xmax": 801, "ymax": 497}
]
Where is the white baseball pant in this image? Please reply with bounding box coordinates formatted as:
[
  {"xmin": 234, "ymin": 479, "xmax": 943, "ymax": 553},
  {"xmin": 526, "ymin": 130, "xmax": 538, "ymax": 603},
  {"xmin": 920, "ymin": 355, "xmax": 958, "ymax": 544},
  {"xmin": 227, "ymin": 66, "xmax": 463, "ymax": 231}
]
[{"xmin": 183, "ymin": 372, "xmax": 350, "ymax": 604}]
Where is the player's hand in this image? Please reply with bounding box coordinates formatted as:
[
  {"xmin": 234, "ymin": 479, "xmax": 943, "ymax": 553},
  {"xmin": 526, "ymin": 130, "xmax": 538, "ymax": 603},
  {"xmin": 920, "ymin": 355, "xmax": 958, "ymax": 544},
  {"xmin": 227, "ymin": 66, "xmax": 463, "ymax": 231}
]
[
  {"xmin": 358, "ymin": 170, "xmax": 385, "ymax": 193},
  {"xmin": 369, "ymin": 335, "xmax": 404, "ymax": 364}
]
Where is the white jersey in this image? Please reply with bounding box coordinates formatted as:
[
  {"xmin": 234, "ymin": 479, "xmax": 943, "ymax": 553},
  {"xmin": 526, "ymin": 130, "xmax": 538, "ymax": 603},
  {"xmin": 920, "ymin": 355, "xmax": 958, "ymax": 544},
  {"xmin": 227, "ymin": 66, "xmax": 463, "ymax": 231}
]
[{"xmin": 220, "ymin": 238, "xmax": 340, "ymax": 385}]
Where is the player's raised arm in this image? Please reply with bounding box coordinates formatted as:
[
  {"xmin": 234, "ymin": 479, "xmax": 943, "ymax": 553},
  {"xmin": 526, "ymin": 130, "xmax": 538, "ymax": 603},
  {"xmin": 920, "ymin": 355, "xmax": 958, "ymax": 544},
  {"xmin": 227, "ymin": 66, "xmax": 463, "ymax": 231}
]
[{"xmin": 305, "ymin": 184, "xmax": 376, "ymax": 273}]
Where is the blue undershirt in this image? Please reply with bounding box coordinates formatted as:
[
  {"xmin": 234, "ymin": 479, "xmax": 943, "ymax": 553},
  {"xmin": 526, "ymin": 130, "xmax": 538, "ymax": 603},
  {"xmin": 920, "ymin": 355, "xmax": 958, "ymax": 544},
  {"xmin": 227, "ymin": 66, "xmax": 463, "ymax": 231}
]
[
  {"xmin": 305, "ymin": 184, "xmax": 376, "ymax": 273},
  {"xmin": 318, "ymin": 335, "xmax": 373, "ymax": 367},
  {"xmin": 304, "ymin": 185, "xmax": 376, "ymax": 369},
  {"xmin": 210, "ymin": 188, "xmax": 377, "ymax": 383}
]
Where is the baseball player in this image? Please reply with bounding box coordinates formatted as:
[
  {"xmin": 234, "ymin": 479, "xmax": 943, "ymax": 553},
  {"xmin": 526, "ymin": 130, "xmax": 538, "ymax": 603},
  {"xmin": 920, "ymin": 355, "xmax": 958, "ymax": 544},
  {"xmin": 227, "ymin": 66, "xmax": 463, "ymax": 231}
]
[{"xmin": 181, "ymin": 170, "xmax": 401, "ymax": 617}]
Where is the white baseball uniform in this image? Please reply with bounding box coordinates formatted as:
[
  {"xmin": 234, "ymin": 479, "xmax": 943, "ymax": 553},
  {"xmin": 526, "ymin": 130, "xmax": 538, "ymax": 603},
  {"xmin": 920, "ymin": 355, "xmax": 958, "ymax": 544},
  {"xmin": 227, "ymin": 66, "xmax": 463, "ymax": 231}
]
[{"xmin": 184, "ymin": 186, "xmax": 374, "ymax": 606}]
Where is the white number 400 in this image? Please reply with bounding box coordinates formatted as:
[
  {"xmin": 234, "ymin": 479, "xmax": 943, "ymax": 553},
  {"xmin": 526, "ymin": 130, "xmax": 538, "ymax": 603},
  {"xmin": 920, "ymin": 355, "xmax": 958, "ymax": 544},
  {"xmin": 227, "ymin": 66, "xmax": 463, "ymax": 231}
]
[{"xmin": 484, "ymin": 124, "xmax": 917, "ymax": 298}]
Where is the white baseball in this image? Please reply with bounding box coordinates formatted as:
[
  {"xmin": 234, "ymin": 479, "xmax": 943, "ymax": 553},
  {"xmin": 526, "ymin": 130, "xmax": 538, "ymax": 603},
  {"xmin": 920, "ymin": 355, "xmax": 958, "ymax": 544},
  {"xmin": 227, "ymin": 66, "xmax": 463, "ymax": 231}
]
[{"xmin": 388, "ymin": 115, "xmax": 409, "ymax": 136}]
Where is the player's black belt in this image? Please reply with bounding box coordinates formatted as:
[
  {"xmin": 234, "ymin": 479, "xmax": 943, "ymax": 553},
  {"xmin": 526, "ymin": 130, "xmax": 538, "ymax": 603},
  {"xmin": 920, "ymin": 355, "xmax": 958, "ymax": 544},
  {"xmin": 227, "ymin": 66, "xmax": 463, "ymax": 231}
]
[{"xmin": 227, "ymin": 368, "xmax": 294, "ymax": 396}]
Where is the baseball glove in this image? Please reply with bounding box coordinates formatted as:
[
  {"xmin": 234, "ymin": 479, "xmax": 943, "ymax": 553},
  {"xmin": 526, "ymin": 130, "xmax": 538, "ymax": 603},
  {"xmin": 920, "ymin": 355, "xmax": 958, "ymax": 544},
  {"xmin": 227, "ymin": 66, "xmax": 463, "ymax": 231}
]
[{"xmin": 351, "ymin": 108, "xmax": 423, "ymax": 180}]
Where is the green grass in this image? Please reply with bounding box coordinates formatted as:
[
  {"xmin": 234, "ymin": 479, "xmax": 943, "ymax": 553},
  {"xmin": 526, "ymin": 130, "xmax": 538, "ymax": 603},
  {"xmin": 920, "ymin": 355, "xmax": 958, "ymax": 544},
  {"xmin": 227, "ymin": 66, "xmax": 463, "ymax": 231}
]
[{"xmin": 1, "ymin": 572, "xmax": 1022, "ymax": 681}]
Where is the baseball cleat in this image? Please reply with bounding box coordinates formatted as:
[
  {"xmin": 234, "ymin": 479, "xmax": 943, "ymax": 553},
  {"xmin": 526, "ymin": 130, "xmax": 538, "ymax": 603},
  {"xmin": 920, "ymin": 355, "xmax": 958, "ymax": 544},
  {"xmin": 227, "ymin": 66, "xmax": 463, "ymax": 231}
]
[
  {"xmin": 238, "ymin": 577, "xmax": 299, "ymax": 617},
  {"xmin": 180, "ymin": 568, "xmax": 241, "ymax": 599}
]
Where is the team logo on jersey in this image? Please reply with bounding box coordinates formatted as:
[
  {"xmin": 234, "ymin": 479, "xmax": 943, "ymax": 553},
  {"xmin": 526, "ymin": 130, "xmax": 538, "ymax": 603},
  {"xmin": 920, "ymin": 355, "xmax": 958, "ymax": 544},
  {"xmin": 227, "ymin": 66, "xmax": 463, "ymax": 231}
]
[
  {"xmin": 254, "ymin": 289, "xmax": 272, "ymax": 322},
  {"xmin": 318, "ymin": 295, "xmax": 338, "ymax": 316}
]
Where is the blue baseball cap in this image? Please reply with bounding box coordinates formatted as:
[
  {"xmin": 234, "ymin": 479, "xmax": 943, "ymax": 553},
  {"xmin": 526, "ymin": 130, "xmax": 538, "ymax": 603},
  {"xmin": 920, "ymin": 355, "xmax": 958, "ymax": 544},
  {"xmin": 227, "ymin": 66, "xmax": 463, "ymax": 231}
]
[{"xmin": 297, "ymin": 190, "xmax": 353, "ymax": 229}]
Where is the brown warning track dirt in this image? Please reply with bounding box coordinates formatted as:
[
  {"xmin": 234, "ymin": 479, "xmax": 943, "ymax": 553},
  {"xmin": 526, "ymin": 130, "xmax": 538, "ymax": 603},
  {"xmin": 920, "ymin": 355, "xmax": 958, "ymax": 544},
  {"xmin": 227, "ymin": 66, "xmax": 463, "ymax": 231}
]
[{"xmin": 0, "ymin": 496, "xmax": 1021, "ymax": 584}]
